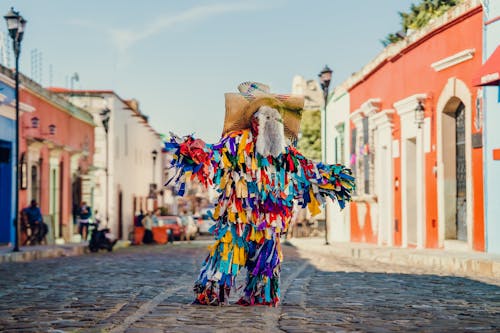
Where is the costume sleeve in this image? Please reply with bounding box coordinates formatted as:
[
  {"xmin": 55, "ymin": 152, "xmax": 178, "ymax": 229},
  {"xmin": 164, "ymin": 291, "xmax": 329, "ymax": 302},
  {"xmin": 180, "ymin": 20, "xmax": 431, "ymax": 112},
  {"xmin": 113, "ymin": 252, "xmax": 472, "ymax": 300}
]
[
  {"xmin": 286, "ymin": 146, "xmax": 355, "ymax": 216},
  {"xmin": 163, "ymin": 134, "xmax": 217, "ymax": 196}
]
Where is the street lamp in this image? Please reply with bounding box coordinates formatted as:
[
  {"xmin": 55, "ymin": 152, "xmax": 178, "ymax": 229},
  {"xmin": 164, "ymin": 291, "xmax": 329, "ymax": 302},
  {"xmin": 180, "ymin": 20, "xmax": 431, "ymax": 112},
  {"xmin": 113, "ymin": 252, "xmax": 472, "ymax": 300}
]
[
  {"xmin": 4, "ymin": 7, "xmax": 27, "ymax": 252},
  {"xmin": 318, "ymin": 65, "xmax": 333, "ymax": 246},
  {"xmin": 100, "ymin": 108, "xmax": 110, "ymax": 227}
]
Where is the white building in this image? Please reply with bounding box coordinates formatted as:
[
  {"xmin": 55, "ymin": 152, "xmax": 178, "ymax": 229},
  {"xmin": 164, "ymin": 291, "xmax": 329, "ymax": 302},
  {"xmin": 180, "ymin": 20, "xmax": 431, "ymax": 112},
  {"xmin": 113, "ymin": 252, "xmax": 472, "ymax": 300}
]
[
  {"xmin": 326, "ymin": 85, "xmax": 352, "ymax": 242},
  {"xmin": 53, "ymin": 89, "xmax": 163, "ymax": 240}
]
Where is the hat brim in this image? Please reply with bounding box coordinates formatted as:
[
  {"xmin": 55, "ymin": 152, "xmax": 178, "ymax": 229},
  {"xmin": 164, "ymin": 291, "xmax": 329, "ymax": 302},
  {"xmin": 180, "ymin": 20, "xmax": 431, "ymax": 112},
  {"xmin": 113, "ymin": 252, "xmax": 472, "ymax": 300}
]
[{"xmin": 223, "ymin": 93, "xmax": 304, "ymax": 140}]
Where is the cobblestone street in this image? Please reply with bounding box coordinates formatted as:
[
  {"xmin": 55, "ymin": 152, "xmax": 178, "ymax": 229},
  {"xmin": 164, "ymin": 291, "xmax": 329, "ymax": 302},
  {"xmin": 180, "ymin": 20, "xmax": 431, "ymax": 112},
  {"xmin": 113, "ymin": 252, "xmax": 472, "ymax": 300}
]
[{"xmin": 0, "ymin": 240, "xmax": 499, "ymax": 332}]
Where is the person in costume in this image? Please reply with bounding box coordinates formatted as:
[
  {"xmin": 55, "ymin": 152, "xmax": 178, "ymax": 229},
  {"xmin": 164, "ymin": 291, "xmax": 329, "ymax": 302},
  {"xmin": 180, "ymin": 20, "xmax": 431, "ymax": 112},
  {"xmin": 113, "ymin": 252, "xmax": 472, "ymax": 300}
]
[{"xmin": 164, "ymin": 82, "xmax": 355, "ymax": 306}]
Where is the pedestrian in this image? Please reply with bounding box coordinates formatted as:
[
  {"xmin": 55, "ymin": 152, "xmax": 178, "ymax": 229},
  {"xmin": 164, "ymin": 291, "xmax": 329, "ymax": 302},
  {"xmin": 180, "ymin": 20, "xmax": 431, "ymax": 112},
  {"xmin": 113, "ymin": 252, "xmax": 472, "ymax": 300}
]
[
  {"xmin": 164, "ymin": 82, "xmax": 355, "ymax": 306},
  {"xmin": 152, "ymin": 209, "xmax": 160, "ymax": 226},
  {"xmin": 21, "ymin": 200, "xmax": 48, "ymax": 245},
  {"xmin": 77, "ymin": 201, "xmax": 92, "ymax": 241},
  {"xmin": 134, "ymin": 210, "xmax": 145, "ymax": 227},
  {"xmin": 142, "ymin": 211, "xmax": 154, "ymax": 244}
]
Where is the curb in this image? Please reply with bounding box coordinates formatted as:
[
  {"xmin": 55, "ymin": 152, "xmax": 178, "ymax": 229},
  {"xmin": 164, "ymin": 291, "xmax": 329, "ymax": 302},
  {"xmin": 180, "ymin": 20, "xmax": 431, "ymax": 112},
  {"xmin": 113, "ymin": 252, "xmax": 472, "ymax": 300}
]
[
  {"xmin": 288, "ymin": 238, "xmax": 500, "ymax": 279},
  {"xmin": 0, "ymin": 244, "xmax": 87, "ymax": 264}
]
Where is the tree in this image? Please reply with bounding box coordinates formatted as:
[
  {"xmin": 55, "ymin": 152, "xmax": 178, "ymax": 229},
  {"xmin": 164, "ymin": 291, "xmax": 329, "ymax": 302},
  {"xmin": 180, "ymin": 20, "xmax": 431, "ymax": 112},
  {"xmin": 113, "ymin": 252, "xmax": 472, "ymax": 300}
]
[
  {"xmin": 297, "ymin": 109, "xmax": 321, "ymax": 161},
  {"xmin": 381, "ymin": 0, "xmax": 462, "ymax": 46}
]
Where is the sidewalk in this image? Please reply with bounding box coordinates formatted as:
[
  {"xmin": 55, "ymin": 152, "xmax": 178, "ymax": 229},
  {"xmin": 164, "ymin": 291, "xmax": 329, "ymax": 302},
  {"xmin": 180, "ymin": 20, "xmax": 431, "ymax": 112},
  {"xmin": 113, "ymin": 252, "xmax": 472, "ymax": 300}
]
[
  {"xmin": 0, "ymin": 243, "xmax": 87, "ymax": 264},
  {"xmin": 287, "ymin": 237, "xmax": 500, "ymax": 280},
  {"xmin": 0, "ymin": 240, "xmax": 131, "ymax": 264}
]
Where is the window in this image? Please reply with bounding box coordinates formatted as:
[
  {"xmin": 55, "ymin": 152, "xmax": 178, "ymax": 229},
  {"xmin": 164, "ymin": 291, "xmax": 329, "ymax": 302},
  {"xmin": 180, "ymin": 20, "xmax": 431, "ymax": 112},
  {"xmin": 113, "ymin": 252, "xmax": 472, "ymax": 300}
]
[
  {"xmin": 351, "ymin": 115, "xmax": 376, "ymax": 196},
  {"xmin": 350, "ymin": 127, "xmax": 358, "ymax": 194},
  {"xmin": 362, "ymin": 118, "xmax": 369, "ymax": 194}
]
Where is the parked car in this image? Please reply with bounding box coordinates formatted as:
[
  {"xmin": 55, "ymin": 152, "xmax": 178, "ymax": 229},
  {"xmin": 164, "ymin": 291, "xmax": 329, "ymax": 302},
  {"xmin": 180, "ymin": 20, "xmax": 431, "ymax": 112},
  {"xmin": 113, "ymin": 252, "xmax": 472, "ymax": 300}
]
[
  {"xmin": 157, "ymin": 215, "xmax": 185, "ymax": 240},
  {"xmin": 198, "ymin": 213, "xmax": 215, "ymax": 235},
  {"xmin": 180, "ymin": 215, "xmax": 197, "ymax": 240}
]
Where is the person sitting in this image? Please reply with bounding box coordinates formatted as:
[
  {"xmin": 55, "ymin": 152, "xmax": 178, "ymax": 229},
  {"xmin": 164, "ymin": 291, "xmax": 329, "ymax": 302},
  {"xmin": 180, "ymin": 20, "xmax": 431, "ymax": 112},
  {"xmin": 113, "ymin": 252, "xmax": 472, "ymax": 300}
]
[{"xmin": 22, "ymin": 200, "xmax": 48, "ymax": 245}]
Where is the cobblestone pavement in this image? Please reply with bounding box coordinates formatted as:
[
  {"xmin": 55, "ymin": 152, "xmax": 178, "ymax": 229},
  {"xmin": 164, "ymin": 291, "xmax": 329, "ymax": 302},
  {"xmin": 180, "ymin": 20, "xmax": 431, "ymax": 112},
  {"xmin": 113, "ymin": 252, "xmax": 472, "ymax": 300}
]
[{"xmin": 0, "ymin": 240, "xmax": 499, "ymax": 332}]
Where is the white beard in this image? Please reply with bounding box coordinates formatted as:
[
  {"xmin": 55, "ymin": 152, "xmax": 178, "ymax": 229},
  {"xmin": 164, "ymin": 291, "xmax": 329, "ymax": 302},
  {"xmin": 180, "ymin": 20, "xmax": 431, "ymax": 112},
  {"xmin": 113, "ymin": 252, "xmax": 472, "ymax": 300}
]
[{"xmin": 254, "ymin": 106, "xmax": 286, "ymax": 157}]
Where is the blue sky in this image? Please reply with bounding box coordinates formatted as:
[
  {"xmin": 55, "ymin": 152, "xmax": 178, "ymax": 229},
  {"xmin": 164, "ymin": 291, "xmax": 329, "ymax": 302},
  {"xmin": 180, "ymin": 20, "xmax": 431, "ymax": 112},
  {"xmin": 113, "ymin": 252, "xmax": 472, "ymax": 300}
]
[{"xmin": 5, "ymin": 0, "xmax": 415, "ymax": 143}]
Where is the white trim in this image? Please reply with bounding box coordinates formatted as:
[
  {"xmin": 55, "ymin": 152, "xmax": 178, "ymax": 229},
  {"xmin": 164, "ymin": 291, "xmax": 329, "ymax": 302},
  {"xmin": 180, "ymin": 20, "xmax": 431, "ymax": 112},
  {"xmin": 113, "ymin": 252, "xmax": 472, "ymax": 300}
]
[
  {"xmin": 371, "ymin": 109, "xmax": 394, "ymax": 128},
  {"xmin": 0, "ymin": 93, "xmax": 7, "ymax": 102},
  {"xmin": 49, "ymin": 148, "xmax": 63, "ymax": 160},
  {"xmin": 395, "ymin": 93, "xmax": 428, "ymax": 249},
  {"xmin": 394, "ymin": 94, "xmax": 428, "ymax": 117},
  {"xmin": 373, "ymin": 111, "xmax": 394, "ymax": 246},
  {"xmin": 431, "ymin": 49, "xmax": 475, "ymax": 72},
  {"xmin": 350, "ymin": 108, "xmax": 364, "ymax": 128},
  {"xmin": 360, "ymin": 98, "xmax": 381, "ymax": 117},
  {"xmin": 5, "ymin": 99, "xmax": 36, "ymax": 113},
  {"xmin": 20, "ymin": 102, "xmax": 36, "ymax": 113}
]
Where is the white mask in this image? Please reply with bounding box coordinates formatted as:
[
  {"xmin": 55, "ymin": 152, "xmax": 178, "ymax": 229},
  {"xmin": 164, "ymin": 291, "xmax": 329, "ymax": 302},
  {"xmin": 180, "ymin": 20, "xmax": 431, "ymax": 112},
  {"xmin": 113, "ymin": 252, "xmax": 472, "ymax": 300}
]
[{"xmin": 254, "ymin": 106, "xmax": 286, "ymax": 157}]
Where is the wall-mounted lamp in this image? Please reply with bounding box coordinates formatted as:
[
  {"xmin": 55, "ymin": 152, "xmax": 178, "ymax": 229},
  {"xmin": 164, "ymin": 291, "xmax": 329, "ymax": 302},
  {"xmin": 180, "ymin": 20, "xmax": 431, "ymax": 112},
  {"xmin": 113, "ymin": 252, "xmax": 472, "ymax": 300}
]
[
  {"xmin": 415, "ymin": 100, "xmax": 425, "ymax": 128},
  {"xmin": 30, "ymin": 116, "xmax": 39, "ymax": 128},
  {"xmin": 48, "ymin": 124, "xmax": 56, "ymax": 135}
]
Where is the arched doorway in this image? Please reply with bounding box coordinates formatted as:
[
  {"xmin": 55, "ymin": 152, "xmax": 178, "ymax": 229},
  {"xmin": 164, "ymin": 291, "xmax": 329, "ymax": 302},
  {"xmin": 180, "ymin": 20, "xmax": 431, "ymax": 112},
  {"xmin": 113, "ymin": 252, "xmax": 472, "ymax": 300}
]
[
  {"xmin": 440, "ymin": 97, "xmax": 469, "ymax": 242},
  {"xmin": 437, "ymin": 78, "xmax": 473, "ymax": 248}
]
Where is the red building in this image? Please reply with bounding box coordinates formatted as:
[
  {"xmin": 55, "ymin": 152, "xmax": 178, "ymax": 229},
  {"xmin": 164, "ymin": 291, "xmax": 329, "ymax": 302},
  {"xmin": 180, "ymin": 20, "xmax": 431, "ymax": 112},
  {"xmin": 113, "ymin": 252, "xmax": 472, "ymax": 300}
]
[
  {"xmin": 339, "ymin": 1, "xmax": 484, "ymax": 251},
  {"xmin": 1, "ymin": 65, "xmax": 96, "ymax": 243}
]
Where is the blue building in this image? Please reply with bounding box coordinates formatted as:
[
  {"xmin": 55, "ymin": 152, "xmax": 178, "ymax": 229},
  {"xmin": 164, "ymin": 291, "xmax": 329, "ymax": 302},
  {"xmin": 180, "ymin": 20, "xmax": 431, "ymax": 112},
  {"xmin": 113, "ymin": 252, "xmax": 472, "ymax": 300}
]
[
  {"xmin": 479, "ymin": 1, "xmax": 500, "ymax": 253},
  {"xmin": 0, "ymin": 80, "xmax": 16, "ymax": 245}
]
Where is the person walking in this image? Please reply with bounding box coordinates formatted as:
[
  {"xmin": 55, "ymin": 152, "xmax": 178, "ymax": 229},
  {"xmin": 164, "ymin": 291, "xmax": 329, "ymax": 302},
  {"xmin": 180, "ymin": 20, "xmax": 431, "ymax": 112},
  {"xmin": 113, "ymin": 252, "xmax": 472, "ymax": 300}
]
[
  {"xmin": 164, "ymin": 82, "xmax": 355, "ymax": 306},
  {"xmin": 77, "ymin": 201, "xmax": 92, "ymax": 241}
]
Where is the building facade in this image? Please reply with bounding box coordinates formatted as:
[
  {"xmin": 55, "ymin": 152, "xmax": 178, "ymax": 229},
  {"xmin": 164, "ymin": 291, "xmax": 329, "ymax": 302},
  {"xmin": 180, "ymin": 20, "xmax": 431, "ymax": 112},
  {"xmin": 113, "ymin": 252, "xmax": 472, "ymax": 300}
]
[
  {"xmin": 327, "ymin": 0, "xmax": 485, "ymax": 251},
  {"xmin": 479, "ymin": 0, "xmax": 500, "ymax": 253},
  {"xmin": 52, "ymin": 90, "xmax": 163, "ymax": 241},
  {"xmin": 326, "ymin": 86, "xmax": 351, "ymax": 242},
  {"xmin": 0, "ymin": 65, "xmax": 96, "ymax": 245}
]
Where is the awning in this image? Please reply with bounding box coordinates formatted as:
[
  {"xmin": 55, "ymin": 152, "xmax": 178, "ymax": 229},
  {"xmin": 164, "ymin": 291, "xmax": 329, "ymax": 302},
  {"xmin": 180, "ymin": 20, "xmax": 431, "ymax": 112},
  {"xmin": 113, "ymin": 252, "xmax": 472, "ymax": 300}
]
[{"xmin": 473, "ymin": 45, "xmax": 500, "ymax": 86}]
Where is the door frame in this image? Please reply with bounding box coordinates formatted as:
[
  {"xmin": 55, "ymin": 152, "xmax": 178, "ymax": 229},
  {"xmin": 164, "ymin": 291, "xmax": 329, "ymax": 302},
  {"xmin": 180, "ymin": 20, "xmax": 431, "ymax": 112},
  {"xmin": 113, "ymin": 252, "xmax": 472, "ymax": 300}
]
[{"xmin": 436, "ymin": 78, "xmax": 473, "ymax": 248}]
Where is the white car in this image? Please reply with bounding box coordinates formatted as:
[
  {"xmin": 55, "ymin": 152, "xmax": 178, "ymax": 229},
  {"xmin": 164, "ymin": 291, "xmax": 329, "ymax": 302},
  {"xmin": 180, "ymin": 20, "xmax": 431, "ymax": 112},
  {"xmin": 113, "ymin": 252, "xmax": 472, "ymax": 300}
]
[{"xmin": 197, "ymin": 214, "xmax": 215, "ymax": 235}]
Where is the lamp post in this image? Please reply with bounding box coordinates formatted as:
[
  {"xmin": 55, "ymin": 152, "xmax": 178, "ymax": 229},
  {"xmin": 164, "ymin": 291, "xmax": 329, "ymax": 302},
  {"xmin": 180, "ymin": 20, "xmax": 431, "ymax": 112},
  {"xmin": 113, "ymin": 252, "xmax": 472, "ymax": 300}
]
[
  {"xmin": 100, "ymin": 108, "xmax": 110, "ymax": 227},
  {"xmin": 4, "ymin": 7, "xmax": 27, "ymax": 252},
  {"xmin": 318, "ymin": 65, "xmax": 333, "ymax": 246}
]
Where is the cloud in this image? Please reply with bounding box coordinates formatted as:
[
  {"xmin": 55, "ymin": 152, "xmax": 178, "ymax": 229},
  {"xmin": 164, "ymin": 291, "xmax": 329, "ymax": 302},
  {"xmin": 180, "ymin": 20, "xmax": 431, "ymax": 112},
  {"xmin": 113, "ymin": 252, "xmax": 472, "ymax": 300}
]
[{"xmin": 108, "ymin": 2, "xmax": 271, "ymax": 53}]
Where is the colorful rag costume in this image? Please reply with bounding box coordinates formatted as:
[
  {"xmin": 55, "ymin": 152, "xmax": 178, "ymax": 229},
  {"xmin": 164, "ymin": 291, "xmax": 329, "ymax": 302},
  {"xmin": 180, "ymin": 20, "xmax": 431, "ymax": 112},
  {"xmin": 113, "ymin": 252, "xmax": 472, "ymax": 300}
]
[{"xmin": 164, "ymin": 82, "xmax": 354, "ymax": 306}]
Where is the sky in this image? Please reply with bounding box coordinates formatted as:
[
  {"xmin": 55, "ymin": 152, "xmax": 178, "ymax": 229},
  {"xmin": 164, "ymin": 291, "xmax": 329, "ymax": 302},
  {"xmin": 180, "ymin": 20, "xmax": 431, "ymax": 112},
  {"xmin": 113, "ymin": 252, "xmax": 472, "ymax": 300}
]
[{"xmin": 4, "ymin": 0, "xmax": 415, "ymax": 143}]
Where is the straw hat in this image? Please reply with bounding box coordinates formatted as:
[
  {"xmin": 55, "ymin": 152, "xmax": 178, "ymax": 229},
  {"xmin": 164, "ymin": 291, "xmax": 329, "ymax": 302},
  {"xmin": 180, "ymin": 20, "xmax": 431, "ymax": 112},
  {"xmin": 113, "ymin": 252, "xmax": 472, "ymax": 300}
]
[{"xmin": 222, "ymin": 82, "xmax": 304, "ymax": 140}]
